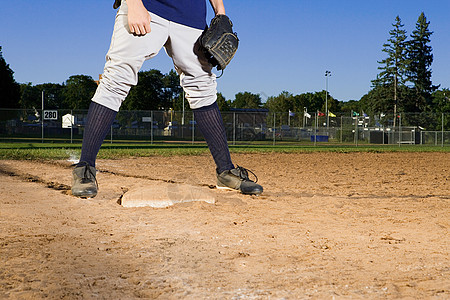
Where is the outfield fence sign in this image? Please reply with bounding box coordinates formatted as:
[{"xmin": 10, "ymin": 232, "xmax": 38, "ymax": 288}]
[{"xmin": 43, "ymin": 110, "xmax": 58, "ymax": 120}]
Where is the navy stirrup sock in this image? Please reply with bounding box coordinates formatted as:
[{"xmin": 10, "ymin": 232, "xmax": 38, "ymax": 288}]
[
  {"xmin": 193, "ymin": 102, "xmax": 234, "ymax": 174},
  {"xmin": 80, "ymin": 101, "xmax": 232, "ymax": 173},
  {"xmin": 79, "ymin": 102, "xmax": 117, "ymax": 168}
]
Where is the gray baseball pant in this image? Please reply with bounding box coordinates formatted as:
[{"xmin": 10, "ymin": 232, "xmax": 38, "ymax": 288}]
[{"xmin": 92, "ymin": 0, "xmax": 217, "ymax": 112}]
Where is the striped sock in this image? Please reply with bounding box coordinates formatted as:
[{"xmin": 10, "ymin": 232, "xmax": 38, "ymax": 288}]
[
  {"xmin": 193, "ymin": 102, "xmax": 234, "ymax": 174},
  {"xmin": 79, "ymin": 102, "xmax": 117, "ymax": 167}
]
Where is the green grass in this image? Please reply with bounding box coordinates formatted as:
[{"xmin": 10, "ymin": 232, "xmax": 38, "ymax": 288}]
[{"xmin": 0, "ymin": 141, "xmax": 448, "ymax": 161}]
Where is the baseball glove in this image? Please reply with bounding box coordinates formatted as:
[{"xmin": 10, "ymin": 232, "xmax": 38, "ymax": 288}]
[
  {"xmin": 113, "ymin": 0, "xmax": 121, "ymax": 9},
  {"xmin": 200, "ymin": 15, "xmax": 239, "ymax": 70}
]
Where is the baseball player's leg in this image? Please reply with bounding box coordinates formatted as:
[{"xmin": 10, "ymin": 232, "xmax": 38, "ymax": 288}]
[
  {"xmin": 191, "ymin": 101, "xmax": 234, "ymax": 173},
  {"xmin": 93, "ymin": 5, "xmax": 170, "ymax": 112},
  {"xmin": 165, "ymin": 23, "xmax": 230, "ymax": 168},
  {"xmin": 72, "ymin": 4, "xmax": 170, "ymax": 198},
  {"xmin": 192, "ymin": 100, "xmax": 262, "ymax": 195},
  {"xmin": 165, "ymin": 23, "xmax": 262, "ymax": 195}
]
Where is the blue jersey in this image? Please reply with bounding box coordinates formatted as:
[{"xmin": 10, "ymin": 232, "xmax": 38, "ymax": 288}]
[{"xmin": 143, "ymin": 0, "xmax": 207, "ymax": 30}]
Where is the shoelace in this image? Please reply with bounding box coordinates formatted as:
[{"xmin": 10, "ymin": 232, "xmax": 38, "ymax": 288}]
[
  {"xmin": 235, "ymin": 165, "xmax": 258, "ymax": 183},
  {"xmin": 72, "ymin": 161, "xmax": 98, "ymax": 187}
]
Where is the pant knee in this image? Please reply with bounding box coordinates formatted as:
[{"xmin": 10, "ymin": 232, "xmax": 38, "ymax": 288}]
[{"xmin": 182, "ymin": 74, "xmax": 217, "ymax": 109}]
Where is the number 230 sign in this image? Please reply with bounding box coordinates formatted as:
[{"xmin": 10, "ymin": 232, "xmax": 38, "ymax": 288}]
[{"xmin": 43, "ymin": 110, "xmax": 58, "ymax": 120}]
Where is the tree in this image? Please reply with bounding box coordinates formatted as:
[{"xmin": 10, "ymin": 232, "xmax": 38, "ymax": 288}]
[
  {"xmin": 317, "ymin": 90, "xmax": 339, "ymax": 114},
  {"xmin": 36, "ymin": 83, "xmax": 64, "ymax": 109},
  {"xmin": 264, "ymin": 91, "xmax": 294, "ymax": 112},
  {"xmin": 406, "ymin": 12, "xmax": 439, "ymax": 112},
  {"xmin": 172, "ymin": 92, "xmax": 189, "ymax": 112},
  {"xmin": 291, "ymin": 94, "xmax": 309, "ymax": 113},
  {"xmin": 293, "ymin": 91, "xmax": 332, "ymax": 114},
  {"xmin": 162, "ymin": 69, "xmax": 182, "ymax": 109},
  {"xmin": 372, "ymin": 16, "xmax": 408, "ymax": 120},
  {"xmin": 123, "ymin": 69, "xmax": 165, "ymax": 110},
  {"xmin": 19, "ymin": 83, "xmax": 41, "ymax": 109},
  {"xmin": 216, "ymin": 92, "xmax": 231, "ymax": 111},
  {"xmin": 20, "ymin": 82, "xmax": 69, "ymax": 109},
  {"xmin": 432, "ymin": 89, "xmax": 450, "ymax": 129},
  {"xmin": 432, "ymin": 89, "xmax": 450, "ymax": 114},
  {"xmin": 361, "ymin": 85, "xmax": 396, "ymax": 115},
  {"xmin": 63, "ymin": 75, "xmax": 98, "ymax": 109},
  {"xmin": 232, "ymin": 92, "xmax": 262, "ymax": 109},
  {"xmin": 340, "ymin": 100, "xmax": 362, "ymax": 114},
  {"xmin": 0, "ymin": 46, "xmax": 20, "ymax": 108}
]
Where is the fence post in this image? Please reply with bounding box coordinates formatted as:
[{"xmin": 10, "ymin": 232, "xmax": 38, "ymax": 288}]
[
  {"xmin": 314, "ymin": 112, "xmax": 317, "ymax": 146},
  {"xmin": 192, "ymin": 113, "xmax": 195, "ymax": 144},
  {"xmin": 41, "ymin": 91, "xmax": 44, "ymax": 143},
  {"xmin": 442, "ymin": 113, "xmax": 445, "ymax": 147},
  {"xmin": 151, "ymin": 110, "xmax": 154, "ymax": 145},
  {"xmin": 232, "ymin": 112, "xmax": 236, "ymax": 145},
  {"xmin": 273, "ymin": 112, "xmax": 276, "ymax": 146},
  {"xmin": 70, "ymin": 109, "xmax": 73, "ymax": 144}
]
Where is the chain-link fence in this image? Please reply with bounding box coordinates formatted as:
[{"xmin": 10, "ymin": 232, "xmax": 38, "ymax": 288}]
[{"xmin": 0, "ymin": 108, "xmax": 448, "ymax": 146}]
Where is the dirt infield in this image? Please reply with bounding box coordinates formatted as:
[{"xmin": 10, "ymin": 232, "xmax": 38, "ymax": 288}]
[{"xmin": 0, "ymin": 152, "xmax": 449, "ymax": 299}]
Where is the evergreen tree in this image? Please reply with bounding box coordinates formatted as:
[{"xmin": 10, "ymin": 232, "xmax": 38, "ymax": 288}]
[
  {"xmin": 0, "ymin": 46, "xmax": 20, "ymax": 108},
  {"xmin": 372, "ymin": 16, "xmax": 408, "ymax": 122},
  {"xmin": 360, "ymin": 84, "xmax": 414, "ymax": 115},
  {"xmin": 407, "ymin": 12, "xmax": 439, "ymax": 112}
]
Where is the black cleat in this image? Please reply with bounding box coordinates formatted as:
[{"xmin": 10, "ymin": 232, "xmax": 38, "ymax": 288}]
[
  {"xmin": 71, "ymin": 161, "xmax": 98, "ymax": 198},
  {"xmin": 216, "ymin": 165, "xmax": 263, "ymax": 195}
]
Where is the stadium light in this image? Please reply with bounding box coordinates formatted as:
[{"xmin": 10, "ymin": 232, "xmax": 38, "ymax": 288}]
[{"xmin": 325, "ymin": 70, "xmax": 331, "ymax": 133}]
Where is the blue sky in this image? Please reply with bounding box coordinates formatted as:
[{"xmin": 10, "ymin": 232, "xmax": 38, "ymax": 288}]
[{"xmin": 1, "ymin": 0, "xmax": 449, "ymax": 103}]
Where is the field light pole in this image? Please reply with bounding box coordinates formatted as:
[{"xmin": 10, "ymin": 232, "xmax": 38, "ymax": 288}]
[{"xmin": 325, "ymin": 70, "xmax": 331, "ymax": 134}]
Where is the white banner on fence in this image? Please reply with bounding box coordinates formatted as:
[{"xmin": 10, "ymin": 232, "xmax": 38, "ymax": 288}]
[{"xmin": 62, "ymin": 114, "xmax": 74, "ymax": 128}]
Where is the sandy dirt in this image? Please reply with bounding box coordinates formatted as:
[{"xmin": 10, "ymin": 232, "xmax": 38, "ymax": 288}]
[{"xmin": 0, "ymin": 152, "xmax": 449, "ymax": 299}]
